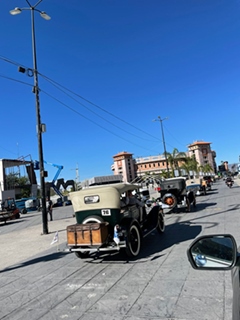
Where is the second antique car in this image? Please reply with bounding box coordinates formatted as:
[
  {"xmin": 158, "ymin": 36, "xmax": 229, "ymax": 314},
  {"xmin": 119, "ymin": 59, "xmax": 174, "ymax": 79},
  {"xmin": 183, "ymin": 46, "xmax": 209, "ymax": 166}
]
[
  {"xmin": 66, "ymin": 182, "xmax": 165, "ymax": 259},
  {"xmin": 158, "ymin": 177, "xmax": 196, "ymax": 213}
]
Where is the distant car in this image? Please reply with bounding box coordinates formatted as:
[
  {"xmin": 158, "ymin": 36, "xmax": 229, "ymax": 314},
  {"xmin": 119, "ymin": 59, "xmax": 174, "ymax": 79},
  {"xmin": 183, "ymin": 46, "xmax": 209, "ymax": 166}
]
[
  {"xmin": 138, "ymin": 189, "xmax": 150, "ymax": 202},
  {"xmin": 195, "ymin": 254, "xmax": 207, "ymax": 266},
  {"xmin": 186, "ymin": 179, "xmax": 206, "ymax": 196},
  {"xmin": 160, "ymin": 177, "xmax": 189, "ymax": 212},
  {"xmin": 64, "ymin": 200, "xmax": 72, "ymax": 206},
  {"xmin": 186, "ymin": 184, "xmax": 202, "ymax": 196},
  {"xmin": 187, "ymin": 234, "xmax": 240, "ymax": 320},
  {"xmin": 0, "ymin": 198, "xmax": 20, "ymax": 224}
]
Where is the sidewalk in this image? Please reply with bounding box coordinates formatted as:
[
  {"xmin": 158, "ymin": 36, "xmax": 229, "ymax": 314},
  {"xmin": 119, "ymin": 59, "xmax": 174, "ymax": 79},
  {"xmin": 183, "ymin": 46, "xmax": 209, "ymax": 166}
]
[{"xmin": 0, "ymin": 215, "xmax": 75, "ymax": 270}]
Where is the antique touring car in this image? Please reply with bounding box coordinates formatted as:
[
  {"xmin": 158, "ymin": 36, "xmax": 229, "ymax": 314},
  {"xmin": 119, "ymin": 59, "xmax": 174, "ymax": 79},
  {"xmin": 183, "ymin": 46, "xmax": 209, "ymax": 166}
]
[
  {"xmin": 66, "ymin": 183, "xmax": 165, "ymax": 258},
  {"xmin": 159, "ymin": 177, "xmax": 198, "ymax": 213}
]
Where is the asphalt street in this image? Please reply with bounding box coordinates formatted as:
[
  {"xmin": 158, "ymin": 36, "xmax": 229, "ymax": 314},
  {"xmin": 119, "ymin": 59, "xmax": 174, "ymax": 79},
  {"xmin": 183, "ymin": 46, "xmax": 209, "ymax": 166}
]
[{"xmin": 0, "ymin": 178, "xmax": 240, "ymax": 320}]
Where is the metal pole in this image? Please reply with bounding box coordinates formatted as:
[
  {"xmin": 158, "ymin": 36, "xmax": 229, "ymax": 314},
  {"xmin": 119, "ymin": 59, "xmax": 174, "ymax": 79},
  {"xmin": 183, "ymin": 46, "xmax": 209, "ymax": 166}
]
[
  {"xmin": 31, "ymin": 7, "xmax": 48, "ymax": 234},
  {"xmin": 158, "ymin": 116, "xmax": 170, "ymax": 177}
]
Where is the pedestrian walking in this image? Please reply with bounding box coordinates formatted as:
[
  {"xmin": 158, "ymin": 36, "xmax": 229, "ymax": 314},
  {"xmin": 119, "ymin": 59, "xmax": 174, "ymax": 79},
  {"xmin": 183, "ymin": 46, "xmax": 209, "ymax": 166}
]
[{"xmin": 47, "ymin": 197, "xmax": 53, "ymax": 221}]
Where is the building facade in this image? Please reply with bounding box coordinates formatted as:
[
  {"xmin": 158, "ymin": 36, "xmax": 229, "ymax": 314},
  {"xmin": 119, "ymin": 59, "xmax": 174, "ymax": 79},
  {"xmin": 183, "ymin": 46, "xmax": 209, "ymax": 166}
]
[
  {"xmin": 0, "ymin": 159, "xmax": 38, "ymax": 201},
  {"xmin": 187, "ymin": 141, "xmax": 216, "ymax": 173},
  {"xmin": 111, "ymin": 151, "xmax": 136, "ymax": 182},
  {"xmin": 134, "ymin": 155, "xmax": 167, "ymax": 176},
  {"xmin": 112, "ymin": 141, "xmax": 217, "ymax": 182}
]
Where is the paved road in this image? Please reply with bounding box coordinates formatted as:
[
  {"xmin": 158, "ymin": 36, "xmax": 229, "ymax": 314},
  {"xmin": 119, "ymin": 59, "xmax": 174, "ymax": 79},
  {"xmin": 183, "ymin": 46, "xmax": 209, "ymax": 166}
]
[{"xmin": 0, "ymin": 179, "xmax": 239, "ymax": 319}]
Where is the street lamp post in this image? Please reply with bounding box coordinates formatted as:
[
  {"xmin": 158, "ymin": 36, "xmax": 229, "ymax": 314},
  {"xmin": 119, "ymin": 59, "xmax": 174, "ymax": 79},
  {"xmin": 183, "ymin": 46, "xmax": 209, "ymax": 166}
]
[
  {"xmin": 10, "ymin": 0, "xmax": 51, "ymax": 234},
  {"xmin": 153, "ymin": 116, "xmax": 170, "ymax": 177}
]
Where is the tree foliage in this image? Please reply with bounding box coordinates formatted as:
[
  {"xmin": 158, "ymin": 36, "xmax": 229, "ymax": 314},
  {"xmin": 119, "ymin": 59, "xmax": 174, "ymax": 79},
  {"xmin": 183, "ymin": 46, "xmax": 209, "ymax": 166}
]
[
  {"xmin": 199, "ymin": 164, "xmax": 214, "ymax": 174},
  {"xmin": 166, "ymin": 148, "xmax": 187, "ymax": 177},
  {"xmin": 179, "ymin": 156, "xmax": 199, "ymax": 178},
  {"xmin": 5, "ymin": 173, "xmax": 31, "ymax": 198}
]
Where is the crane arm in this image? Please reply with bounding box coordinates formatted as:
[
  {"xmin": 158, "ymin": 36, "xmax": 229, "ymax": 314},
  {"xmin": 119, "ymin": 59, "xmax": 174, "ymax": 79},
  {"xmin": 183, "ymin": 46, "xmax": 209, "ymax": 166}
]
[{"xmin": 43, "ymin": 161, "xmax": 63, "ymax": 183}]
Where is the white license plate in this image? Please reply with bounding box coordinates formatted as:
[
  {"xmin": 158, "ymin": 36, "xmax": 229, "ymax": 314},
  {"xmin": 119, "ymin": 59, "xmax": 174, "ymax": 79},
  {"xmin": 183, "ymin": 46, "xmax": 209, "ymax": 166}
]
[{"xmin": 101, "ymin": 209, "xmax": 111, "ymax": 216}]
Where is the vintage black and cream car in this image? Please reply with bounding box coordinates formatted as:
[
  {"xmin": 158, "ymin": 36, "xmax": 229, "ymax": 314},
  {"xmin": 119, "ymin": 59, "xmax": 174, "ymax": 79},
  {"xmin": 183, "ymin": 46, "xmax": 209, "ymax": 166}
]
[{"xmin": 66, "ymin": 183, "xmax": 165, "ymax": 259}]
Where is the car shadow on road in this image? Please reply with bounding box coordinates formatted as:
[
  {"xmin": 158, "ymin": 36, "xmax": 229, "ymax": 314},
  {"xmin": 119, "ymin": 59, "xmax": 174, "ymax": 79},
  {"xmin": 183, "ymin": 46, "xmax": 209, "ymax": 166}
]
[
  {"xmin": 205, "ymin": 190, "xmax": 218, "ymax": 195},
  {"xmin": 85, "ymin": 222, "xmax": 202, "ymax": 264},
  {"xmin": 0, "ymin": 221, "xmax": 202, "ymax": 270},
  {"xmin": 0, "ymin": 250, "xmax": 71, "ymax": 274},
  {"xmin": 195, "ymin": 202, "xmax": 217, "ymax": 211},
  {"xmin": 0, "ymin": 219, "xmax": 24, "ymax": 227}
]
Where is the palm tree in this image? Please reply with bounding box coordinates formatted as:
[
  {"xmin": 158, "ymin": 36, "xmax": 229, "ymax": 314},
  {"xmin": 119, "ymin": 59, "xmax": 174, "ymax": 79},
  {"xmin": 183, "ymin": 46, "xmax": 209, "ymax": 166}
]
[
  {"xmin": 180, "ymin": 156, "xmax": 199, "ymax": 178},
  {"xmin": 199, "ymin": 164, "xmax": 214, "ymax": 176},
  {"xmin": 160, "ymin": 170, "xmax": 171, "ymax": 179},
  {"xmin": 166, "ymin": 148, "xmax": 187, "ymax": 177}
]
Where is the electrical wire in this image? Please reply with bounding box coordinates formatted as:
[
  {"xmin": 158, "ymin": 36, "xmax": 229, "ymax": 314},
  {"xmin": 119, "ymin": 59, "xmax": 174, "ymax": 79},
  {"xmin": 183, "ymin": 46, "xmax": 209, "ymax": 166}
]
[
  {"xmin": 39, "ymin": 74, "xmax": 184, "ymax": 150},
  {"xmin": 0, "ymin": 55, "xmax": 24, "ymax": 68},
  {"xmin": 0, "ymin": 56, "xmax": 160, "ymax": 143},
  {"xmin": 41, "ymin": 89, "xmax": 159, "ymax": 152},
  {"xmin": 0, "ymin": 70, "xmax": 159, "ymax": 152},
  {"xmin": 0, "ymin": 71, "xmax": 177, "ymax": 152},
  {"xmin": 0, "ymin": 55, "xmax": 185, "ymax": 152},
  {"xmin": 39, "ymin": 73, "xmax": 161, "ymax": 142},
  {"xmin": 163, "ymin": 123, "xmax": 188, "ymax": 149},
  {"xmin": 0, "ymin": 73, "xmax": 33, "ymax": 88},
  {"xmin": 40, "ymin": 75, "xmax": 158, "ymax": 142}
]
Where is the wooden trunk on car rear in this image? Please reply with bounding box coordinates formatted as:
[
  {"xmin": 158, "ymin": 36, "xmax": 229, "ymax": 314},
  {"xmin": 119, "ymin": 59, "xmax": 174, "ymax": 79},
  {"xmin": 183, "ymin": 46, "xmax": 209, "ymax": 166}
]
[{"xmin": 67, "ymin": 222, "xmax": 109, "ymax": 246}]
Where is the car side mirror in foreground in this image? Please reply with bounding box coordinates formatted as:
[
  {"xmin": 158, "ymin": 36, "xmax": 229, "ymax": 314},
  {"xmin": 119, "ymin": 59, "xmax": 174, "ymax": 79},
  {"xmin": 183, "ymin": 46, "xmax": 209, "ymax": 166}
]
[{"xmin": 187, "ymin": 234, "xmax": 238, "ymax": 270}]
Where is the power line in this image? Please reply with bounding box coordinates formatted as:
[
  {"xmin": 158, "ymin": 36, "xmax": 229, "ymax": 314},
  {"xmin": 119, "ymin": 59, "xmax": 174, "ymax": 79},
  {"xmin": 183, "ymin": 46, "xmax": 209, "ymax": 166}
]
[
  {"xmin": 41, "ymin": 89, "xmax": 158, "ymax": 152},
  {"xmin": 0, "ymin": 73, "xmax": 32, "ymax": 88},
  {"xmin": 40, "ymin": 74, "xmax": 158, "ymax": 143},
  {"xmin": 0, "ymin": 55, "xmax": 159, "ymax": 142},
  {"xmin": 0, "ymin": 69, "xmax": 157, "ymax": 151},
  {"xmin": 39, "ymin": 73, "xmax": 160, "ymax": 142},
  {"xmin": 0, "ymin": 55, "xmax": 185, "ymax": 152},
  {"xmin": 0, "ymin": 70, "xmax": 179, "ymax": 152},
  {"xmin": 0, "ymin": 55, "xmax": 24, "ymax": 68},
  {"xmin": 163, "ymin": 123, "xmax": 187, "ymax": 149}
]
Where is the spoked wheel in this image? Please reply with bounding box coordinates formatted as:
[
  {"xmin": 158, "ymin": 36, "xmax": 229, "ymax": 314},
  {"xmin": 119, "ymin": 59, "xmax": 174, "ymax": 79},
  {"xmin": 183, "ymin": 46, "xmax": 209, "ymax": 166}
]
[
  {"xmin": 157, "ymin": 210, "xmax": 165, "ymax": 233},
  {"xmin": 125, "ymin": 223, "xmax": 141, "ymax": 257},
  {"xmin": 75, "ymin": 251, "xmax": 90, "ymax": 259}
]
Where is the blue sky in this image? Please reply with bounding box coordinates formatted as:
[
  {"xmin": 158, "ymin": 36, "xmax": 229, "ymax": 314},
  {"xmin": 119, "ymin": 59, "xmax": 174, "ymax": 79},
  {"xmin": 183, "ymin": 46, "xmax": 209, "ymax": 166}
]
[{"xmin": 1, "ymin": 0, "xmax": 240, "ymax": 183}]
